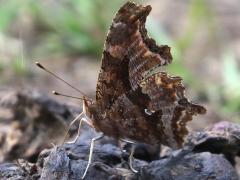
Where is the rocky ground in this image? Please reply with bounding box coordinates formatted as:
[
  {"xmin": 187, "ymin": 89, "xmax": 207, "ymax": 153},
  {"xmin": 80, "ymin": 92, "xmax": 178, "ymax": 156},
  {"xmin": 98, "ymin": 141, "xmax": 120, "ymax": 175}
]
[{"xmin": 0, "ymin": 89, "xmax": 239, "ymax": 179}]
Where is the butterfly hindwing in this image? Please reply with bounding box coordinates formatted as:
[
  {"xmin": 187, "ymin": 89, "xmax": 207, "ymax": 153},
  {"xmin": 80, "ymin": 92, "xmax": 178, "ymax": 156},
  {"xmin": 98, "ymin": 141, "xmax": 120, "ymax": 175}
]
[{"xmin": 140, "ymin": 72, "xmax": 206, "ymax": 146}]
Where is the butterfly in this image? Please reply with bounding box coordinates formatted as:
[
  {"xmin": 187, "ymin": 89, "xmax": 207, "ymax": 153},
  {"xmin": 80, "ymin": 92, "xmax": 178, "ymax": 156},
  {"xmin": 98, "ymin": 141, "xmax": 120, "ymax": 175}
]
[
  {"xmin": 36, "ymin": 2, "xmax": 206, "ymax": 179},
  {"xmin": 83, "ymin": 1, "xmax": 206, "ymax": 149}
]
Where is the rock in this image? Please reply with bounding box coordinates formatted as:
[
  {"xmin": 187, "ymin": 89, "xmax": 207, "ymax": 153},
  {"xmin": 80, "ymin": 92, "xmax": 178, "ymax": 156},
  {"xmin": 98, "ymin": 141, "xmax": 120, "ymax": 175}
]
[
  {"xmin": 0, "ymin": 163, "xmax": 30, "ymax": 180},
  {"xmin": 38, "ymin": 143, "xmax": 139, "ymax": 180},
  {"xmin": 40, "ymin": 147, "xmax": 70, "ymax": 180},
  {"xmin": 0, "ymin": 89, "xmax": 239, "ymax": 179},
  {"xmin": 0, "ymin": 89, "xmax": 75, "ymax": 163},
  {"xmin": 185, "ymin": 121, "xmax": 240, "ymax": 165},
  {"xmin": 123, "ymin": 143, "xmax": 160, "ymax": 162},
  {"xmin": 0, "ymin": 160, "xmax": 38, "ymax": 180},
  {"xmin": 140, "ymin": 151, "xmax": 239, "ymax": 180}
]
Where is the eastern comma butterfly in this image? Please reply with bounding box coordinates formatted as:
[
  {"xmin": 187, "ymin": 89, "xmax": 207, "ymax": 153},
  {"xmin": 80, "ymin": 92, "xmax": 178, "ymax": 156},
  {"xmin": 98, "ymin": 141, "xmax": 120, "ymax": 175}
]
[
  {"xmin": 83, "ymin": 1, "xmax": 206, "ymax": 149},
  {"xmin": 36, "ymin": 1, "xmax": 206, "ymax": 178}
]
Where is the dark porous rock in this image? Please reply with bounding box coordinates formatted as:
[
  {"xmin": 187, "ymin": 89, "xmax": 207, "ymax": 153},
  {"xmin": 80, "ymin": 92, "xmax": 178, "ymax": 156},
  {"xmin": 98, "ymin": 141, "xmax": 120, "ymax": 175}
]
[
  {"xmin": 123, "ymin": 143, "xmax": 160, "ymax": 162},
  {"xmin": 0, "ymin": 163, "xmax": 28, "ymax": 179},
  {"xmin": 1, "ymin": 119, "xmax": 240, "ymax": 179},
  {"xmin": 185, "ymin": 121, "xmax": 240, "ymax": 165},
  {"xmin": 0, "ymin": 89, "xmax": 75, "ymax": 163},
  {"xmin": 63, "ymin": 142, "xmax": 124, "ymax": 166},
  {"xmin": 140, "ymin": 150, "xmax": 239, "ymax": 180},
  {"xmin": 40, "ymin": 147, "xmax": 70, "ymax": 180},
  {"xmin": 38, "ymin": 143, "xmax": 140, "ymax": 180},
  {"xmin": 0, "ymin": 162, "xmax": 33, "ymax": 180},
  {"xmin": 0, "ymin": 89, "xmax": 240, "ymax": 179}
]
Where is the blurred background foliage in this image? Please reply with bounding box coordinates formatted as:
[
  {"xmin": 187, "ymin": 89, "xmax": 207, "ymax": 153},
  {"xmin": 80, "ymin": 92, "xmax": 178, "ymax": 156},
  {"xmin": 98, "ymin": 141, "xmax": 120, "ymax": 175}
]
[{"xmin": 0, "ymin": 0, "xmax": 239, "ymax": 123}]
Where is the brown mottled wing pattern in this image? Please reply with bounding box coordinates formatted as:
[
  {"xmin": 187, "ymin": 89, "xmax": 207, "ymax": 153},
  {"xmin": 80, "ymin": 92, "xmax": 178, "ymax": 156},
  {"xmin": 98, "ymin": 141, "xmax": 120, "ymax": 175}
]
[
  {"xmin": 95, "ymin": 51, "xmax": 130, "ymax": 111},
  {"xmin": 140, "ymin": 72, "xmax": 206, "ymax": 147},
  {"xmin": 91, "ymin": 2, "xmax": 206, "ymax": 149},
  {"xmin": 96, "ymin": 2, "xmax": 158, "ymax": 110},
  {"xmin": 126, "ymin": 9, "xmax": 172, "ymax": 90},
  {"xmin": 108, "ymin": 94, "xmax": 170, "ymax": 147},
  {"xmin": 102, "ymin": 72, "xmax": 206, "ymax": 149}
]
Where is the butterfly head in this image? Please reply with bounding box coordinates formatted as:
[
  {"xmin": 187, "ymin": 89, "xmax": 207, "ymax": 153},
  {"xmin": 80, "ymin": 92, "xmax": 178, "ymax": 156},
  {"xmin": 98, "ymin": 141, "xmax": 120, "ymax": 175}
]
[{"xmin": 82, "ymin": 97, "xmax": 93, "ymax": 118}]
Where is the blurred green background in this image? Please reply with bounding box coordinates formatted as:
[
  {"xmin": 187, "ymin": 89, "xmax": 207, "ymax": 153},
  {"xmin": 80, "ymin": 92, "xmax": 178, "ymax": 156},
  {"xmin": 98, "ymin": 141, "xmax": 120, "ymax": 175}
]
[{"xmin": 0, "ymin": 0, "xmax": 240, "ymax": 125}]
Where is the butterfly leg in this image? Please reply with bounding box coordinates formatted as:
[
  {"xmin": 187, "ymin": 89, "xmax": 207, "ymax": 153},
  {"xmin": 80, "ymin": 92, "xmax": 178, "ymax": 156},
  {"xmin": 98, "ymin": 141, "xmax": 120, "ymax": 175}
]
[
  {"xmin": 62, "ymin": 112, "xmax": 83, "ymax": 144},
  {"xmin": 118, "ymin": 141, "xmax": 127, "ymax": 165},
  {"xmin": 66, "ymin": 117, "xmax": 84, "ymax": 144},
  {"xmin": 81, "ymin": 133, "xmax": 104, "ymax": 179},
  {"xmin": 129, "ymin": 144, "xmax": 138, "ymax": 173},
  {"xmin": 66, "ymin": 116, "xmax": 94, "ymax": 144},
  {"xmin": 120, "ymin": 139, "xmax": 138, "ymax": 173}
]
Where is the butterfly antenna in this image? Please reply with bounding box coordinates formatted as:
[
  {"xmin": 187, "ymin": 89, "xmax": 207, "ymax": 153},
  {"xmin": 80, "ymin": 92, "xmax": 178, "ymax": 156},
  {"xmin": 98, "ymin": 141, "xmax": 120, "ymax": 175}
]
[
  {"xmin": 52, "ymin": 91, "xmax": 92, "ymax": 102},
  {"xmin": 35, "ymin": 62, "xmax": 91, "ymax": 99}
]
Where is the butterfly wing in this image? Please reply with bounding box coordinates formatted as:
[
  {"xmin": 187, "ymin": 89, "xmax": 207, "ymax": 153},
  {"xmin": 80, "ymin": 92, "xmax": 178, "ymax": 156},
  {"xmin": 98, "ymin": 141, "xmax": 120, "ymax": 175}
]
[
  {"xmin": 93, "ymin": 2, "xmax": 206, "ymax": 149},
  {"xmin": 104, "ymin": 72, "xmax": 206, "ymax": 148},
  {"xmin": 139, "ymin": 72, "xmax": 206, "ymax": 147},
  {"xmin": 96, "ymin": 2, "xmax": 165, "ymax": 110},
  {"xmin": 106, "ymin": 92, "xmax": 185, "ymax": 149},
  {"xmin": 107, "ymin": 93, "xmax": 171, "ymax": 147},
  {"xmin": 125, "ymin": 4, "xmax": 172, "ymax": 91}
]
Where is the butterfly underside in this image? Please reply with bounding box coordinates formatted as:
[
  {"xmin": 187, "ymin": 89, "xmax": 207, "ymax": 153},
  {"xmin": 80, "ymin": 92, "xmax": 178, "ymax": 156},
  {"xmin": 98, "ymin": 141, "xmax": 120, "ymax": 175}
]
[{"xmin": 87, "ymin": 2, "xmax": 206, "ymax": 149}]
